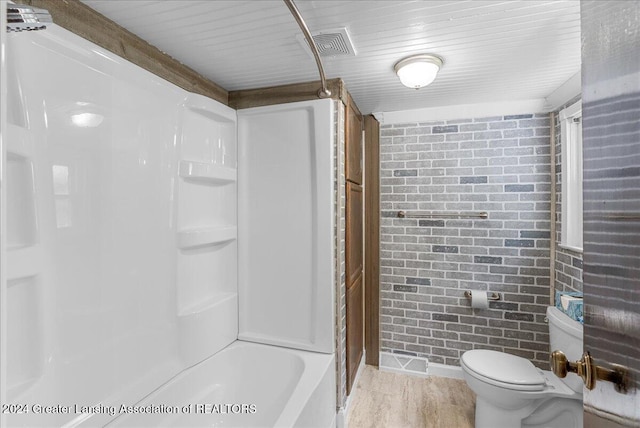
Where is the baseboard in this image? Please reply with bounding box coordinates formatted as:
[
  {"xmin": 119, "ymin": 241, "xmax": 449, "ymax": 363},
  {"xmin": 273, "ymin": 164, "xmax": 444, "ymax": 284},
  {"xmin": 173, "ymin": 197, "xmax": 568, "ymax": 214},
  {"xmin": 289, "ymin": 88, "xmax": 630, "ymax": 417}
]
[
  {"xmin": 379, "ymin": 364, "xmax": 430, "ymax": 379},
  {"xmin": 340, "ymin": 350, "xmax": 366, "ymax": 428},
  {"xmin": 427, "ymin": 362, "xmax": 464, "ymax": 379},
  {"xmin": 335, "ymin": 408, "xmax": 346, "ymax": 428}
]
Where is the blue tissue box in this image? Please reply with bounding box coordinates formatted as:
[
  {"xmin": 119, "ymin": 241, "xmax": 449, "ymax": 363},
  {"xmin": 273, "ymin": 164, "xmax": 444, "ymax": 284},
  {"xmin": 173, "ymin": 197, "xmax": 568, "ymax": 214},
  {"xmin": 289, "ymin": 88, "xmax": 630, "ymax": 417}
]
[{"xmin": 555, "ymin": 291, "xmax": 583, "ymax": 324}]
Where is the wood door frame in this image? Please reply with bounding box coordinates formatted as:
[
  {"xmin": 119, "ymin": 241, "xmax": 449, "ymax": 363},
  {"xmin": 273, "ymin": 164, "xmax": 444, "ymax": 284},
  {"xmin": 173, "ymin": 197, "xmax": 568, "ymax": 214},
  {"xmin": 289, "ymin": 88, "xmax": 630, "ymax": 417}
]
[
  {"xmin": 364, "ymin": 115, "xmax": 380, "ymax": 366},
  {"xmin": 344, "ymin": 95, "xmax": 364, "ymax": 395},
  {"xmin": 345, "ymin": 93, "xmax": 363, "ymax": 185},
  {"xmin": 345, "ymin": 182, "xmax": 364, "ymax": 395}
]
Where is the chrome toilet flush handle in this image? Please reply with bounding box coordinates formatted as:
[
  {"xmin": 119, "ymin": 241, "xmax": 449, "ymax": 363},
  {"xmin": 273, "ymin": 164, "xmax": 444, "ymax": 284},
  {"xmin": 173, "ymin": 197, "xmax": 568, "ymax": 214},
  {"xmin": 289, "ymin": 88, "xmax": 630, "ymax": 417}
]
[{"xmin": 550, "ymin": 350, "xmax": 629, "ymax": 393}]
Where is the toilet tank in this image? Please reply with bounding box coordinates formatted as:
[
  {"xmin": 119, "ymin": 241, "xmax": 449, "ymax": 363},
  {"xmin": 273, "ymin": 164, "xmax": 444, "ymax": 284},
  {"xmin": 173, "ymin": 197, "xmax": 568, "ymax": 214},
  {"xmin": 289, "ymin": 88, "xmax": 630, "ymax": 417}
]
[{"xmin": 547, "ymin": 306, "xmax": 584, "ymax": 393}]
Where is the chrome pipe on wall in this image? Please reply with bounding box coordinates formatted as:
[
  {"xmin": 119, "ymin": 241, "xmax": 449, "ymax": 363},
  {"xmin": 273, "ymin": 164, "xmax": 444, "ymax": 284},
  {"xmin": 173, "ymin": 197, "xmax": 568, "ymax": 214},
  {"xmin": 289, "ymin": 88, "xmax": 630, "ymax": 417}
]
[{"xmin": 282, "ymin": 0, "xmax": 332, "ymax": 98}]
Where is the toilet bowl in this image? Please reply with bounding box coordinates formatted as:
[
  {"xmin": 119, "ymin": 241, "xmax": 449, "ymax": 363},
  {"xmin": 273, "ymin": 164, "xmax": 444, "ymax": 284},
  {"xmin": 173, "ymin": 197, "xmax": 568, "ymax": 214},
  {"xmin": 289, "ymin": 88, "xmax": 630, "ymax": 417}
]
[{"xmin": 460, "ymin": 306, "xmax": 583, "ymax": 428}]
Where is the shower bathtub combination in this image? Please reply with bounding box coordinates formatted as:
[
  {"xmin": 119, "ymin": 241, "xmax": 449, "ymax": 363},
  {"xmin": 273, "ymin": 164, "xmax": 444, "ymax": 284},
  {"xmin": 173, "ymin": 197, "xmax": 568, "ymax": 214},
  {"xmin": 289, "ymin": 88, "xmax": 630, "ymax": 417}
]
[{"xmin": 1, "ymin": 19, "xmax": 337, "ymax": 428}]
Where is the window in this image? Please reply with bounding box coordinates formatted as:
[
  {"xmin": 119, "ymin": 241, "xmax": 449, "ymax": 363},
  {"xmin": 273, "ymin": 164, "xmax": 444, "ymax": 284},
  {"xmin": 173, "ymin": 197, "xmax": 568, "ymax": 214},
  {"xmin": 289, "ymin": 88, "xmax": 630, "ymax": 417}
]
[{"xmin": 560, "ymin": 100, "xmax": 583, "ymax": 251}]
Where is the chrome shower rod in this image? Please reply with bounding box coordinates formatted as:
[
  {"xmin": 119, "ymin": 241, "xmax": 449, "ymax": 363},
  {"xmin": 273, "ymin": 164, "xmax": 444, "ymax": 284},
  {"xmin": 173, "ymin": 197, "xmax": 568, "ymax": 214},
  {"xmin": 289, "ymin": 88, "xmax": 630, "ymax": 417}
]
[{"xmin": 283, "ymin": 0, "xmax": 332, "ymax": 98}]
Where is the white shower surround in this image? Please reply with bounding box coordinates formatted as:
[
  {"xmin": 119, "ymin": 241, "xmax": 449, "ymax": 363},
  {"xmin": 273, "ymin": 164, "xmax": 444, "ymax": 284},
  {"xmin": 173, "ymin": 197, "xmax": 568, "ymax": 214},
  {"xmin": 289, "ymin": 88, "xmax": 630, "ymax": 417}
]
[
  {"xmin": 1, "ymin": 23, "xmax": 336, "ymax": 428},
  {"xmin": 237, "ymin": 99, "xmax": 335, "ymax": 354}
]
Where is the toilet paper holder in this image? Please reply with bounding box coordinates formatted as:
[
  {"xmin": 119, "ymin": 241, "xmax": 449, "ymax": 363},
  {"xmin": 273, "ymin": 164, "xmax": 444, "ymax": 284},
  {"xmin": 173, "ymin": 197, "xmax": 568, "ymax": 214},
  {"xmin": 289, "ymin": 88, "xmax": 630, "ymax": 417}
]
[{"xmin": 464, "ymin": 290, "xmax": 501, "ymax": 301}]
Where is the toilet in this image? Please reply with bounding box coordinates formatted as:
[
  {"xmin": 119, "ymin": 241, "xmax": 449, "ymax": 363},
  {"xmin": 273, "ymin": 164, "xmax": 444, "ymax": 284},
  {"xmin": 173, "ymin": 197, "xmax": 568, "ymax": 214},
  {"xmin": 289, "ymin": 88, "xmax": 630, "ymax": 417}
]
[{"xmin": 460, "ymin": 306, "xmax": 583, "ymax": 428}]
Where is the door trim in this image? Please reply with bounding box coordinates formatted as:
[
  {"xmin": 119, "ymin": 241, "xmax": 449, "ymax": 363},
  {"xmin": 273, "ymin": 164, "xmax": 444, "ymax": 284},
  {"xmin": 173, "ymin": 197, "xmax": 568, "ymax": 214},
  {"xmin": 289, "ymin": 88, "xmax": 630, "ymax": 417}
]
[{"xmin": 364, "ymin": 115, "xmax": 380, "ymax": 366}]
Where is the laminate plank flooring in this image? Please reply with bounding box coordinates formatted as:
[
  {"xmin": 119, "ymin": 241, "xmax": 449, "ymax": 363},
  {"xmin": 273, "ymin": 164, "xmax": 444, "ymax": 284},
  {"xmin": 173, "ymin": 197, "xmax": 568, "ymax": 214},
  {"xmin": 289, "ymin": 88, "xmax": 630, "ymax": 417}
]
[{"xmin": 347, "ymin": 365, "xmax": 476, "ymax": 428}]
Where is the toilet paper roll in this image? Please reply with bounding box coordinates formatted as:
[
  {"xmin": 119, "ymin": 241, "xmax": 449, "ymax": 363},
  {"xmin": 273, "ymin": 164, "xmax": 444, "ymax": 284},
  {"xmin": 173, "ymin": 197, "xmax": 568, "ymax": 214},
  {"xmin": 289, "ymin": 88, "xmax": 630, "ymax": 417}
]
[{"xmin": 470, "ymin": 290, "xmax": 489, "ymax": 309}]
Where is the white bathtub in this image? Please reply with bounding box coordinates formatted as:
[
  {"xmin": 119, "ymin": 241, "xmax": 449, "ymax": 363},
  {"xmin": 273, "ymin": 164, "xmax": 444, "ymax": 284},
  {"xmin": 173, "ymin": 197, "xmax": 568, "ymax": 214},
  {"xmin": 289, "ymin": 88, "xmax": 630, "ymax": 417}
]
[{"xmin": 106, "ymin": 341, "xmax": 336, "ymax": 428}]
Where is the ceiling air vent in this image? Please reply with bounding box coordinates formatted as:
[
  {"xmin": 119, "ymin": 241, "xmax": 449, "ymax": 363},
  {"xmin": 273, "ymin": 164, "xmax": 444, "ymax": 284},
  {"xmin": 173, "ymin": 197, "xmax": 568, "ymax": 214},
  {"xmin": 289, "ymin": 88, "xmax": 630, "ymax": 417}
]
[{"xmin": 298, "ymin": 27, "xmax": 357, "ymax": 59}]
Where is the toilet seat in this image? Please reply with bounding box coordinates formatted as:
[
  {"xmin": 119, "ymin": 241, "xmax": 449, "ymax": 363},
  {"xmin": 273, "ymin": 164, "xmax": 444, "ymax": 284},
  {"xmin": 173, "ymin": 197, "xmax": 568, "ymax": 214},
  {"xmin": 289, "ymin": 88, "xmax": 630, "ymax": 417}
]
[{"xmin": 461, "ymin": 350, "xmax": 546, "ymax": 391}]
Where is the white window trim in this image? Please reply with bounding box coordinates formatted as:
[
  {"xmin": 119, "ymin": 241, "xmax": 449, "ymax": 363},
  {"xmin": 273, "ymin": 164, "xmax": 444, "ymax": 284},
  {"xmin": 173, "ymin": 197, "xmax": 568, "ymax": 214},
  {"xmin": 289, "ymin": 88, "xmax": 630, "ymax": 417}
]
[
  {"xmin": 560, "ymin": 100, "xmax": 583, "ymax": 252},
  {"xmin": 558, "ymin": 242, "xmax": 583, "ymax": 254}
]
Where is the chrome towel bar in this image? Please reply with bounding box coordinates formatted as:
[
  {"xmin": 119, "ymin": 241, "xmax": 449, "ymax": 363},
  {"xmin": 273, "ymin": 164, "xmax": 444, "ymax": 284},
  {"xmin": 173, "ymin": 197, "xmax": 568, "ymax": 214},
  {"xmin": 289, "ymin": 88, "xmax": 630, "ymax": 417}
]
[{"xmin": 397, "ymin": 211, "xmax": 488, "ymax": 219}]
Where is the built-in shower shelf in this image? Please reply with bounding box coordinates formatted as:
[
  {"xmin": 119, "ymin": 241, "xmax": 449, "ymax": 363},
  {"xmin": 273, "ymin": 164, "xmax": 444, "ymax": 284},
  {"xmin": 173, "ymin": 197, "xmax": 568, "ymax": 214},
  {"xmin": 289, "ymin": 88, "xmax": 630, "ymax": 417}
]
[
  {"xmin": 7, "ymin": 123, "xmax": 34, "ymax": 157},
  {"xmin": 7, "ymin": 245, "xmax": 41, "ymax": 280},
  {"xmin": 184, "ymin": 93, "xmax": 237, "ymax": 124},
  {"xmin": 179, "ymin": 160, "xmax": 236, "ymax": 184},
  {"xmin": 177, "ymin": 226, "xmax": 237, "ymax": 249},
  {"xmin": 178, "ymin": 291, "xmax": 236, "ymax": 317}
]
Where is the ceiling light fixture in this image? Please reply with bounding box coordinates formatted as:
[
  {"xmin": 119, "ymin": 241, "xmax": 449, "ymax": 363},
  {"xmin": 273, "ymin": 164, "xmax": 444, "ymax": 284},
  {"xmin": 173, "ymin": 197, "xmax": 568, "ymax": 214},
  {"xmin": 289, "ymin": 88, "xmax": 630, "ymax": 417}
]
[{"xmin": 394, "ymin": 54, "xmax": 443, "ymax": 89}]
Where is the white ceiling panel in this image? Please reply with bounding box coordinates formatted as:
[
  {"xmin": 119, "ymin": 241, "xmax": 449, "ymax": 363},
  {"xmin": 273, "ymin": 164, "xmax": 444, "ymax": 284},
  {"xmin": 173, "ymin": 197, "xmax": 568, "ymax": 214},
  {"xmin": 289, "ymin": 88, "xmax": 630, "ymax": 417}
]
[{"xmin": 81, "ymin": 0, "xmax": 581, "ymax": 114}]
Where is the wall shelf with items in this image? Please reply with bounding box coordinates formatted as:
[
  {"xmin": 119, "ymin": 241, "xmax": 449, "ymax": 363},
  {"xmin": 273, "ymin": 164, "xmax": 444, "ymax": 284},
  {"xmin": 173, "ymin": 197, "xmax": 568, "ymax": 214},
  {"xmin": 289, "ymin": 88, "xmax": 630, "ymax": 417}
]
[
  {"xmin": 177, "ymin": 226, "xmax": 236, "ymax": 249},
  {"xmin": 178, "ymin": 160, "xmax": 236, "ymax": 184}
]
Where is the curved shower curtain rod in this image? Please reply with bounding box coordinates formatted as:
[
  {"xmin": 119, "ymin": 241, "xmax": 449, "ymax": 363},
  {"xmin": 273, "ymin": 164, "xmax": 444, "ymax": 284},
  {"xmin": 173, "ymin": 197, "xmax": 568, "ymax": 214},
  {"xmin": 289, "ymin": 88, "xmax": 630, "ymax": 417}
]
[{"xmin": 283, "ymin": 0, "xmax": 332, "ymax": 98}]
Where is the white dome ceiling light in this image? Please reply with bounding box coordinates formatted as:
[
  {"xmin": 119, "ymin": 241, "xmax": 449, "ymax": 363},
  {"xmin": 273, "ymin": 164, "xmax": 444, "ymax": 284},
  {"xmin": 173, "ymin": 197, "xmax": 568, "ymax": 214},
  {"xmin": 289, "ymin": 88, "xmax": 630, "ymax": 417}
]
[{"xmin": 394, "ymin": 54, "xmax": 444, "ymax": 89}]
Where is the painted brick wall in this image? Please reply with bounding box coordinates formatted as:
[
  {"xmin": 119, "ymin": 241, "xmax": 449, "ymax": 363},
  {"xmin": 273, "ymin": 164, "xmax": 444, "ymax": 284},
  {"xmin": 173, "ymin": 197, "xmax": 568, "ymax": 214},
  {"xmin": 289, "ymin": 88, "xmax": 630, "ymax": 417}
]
[
  {"xmin": 553, "ymin": 101, "xmax": 584, "ymax": 295},
  {"xmin": 334, "ymin": 100, "xmax": 347, "ymax": 409},
  {"xmin": 379, "ymin": 113, "xmax": 552, "ymax": 369}
]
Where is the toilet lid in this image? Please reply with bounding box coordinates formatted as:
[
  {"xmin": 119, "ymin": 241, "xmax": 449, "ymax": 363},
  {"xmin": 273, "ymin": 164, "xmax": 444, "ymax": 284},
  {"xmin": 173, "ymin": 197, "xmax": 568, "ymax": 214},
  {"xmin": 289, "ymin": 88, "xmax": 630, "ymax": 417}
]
[{"xmin": 461, "ymin": 350, "xmax": 545, "ymax": 389}]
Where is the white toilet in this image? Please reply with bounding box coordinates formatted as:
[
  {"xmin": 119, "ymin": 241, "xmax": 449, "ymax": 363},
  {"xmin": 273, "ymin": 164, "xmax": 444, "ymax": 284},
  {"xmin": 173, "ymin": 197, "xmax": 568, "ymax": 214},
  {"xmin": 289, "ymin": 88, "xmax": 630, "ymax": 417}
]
[{"xmin": 460, "ymin": 306, "xmax": 583, "ymax": 428}]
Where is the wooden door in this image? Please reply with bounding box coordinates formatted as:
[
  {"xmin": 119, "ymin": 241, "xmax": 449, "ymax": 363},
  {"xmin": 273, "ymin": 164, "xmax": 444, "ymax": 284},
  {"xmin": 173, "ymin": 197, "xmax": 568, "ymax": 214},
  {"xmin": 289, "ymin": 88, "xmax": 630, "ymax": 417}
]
[
  {"xmin": 346, "ymin": 98, "xmax": 363, "ymax": 184},
  {"xmin": 581, "ymin": 2, "xmax": 640, "ymax": 425},
  {"xmin": 345, "ymin": 94, "xmax": 364, "ymax": 395}
]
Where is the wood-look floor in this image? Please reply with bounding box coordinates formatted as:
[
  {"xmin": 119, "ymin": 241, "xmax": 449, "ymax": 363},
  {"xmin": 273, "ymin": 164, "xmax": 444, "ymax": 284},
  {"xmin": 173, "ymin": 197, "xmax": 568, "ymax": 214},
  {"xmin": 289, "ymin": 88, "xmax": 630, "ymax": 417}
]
[{"xmin": 346, "ymin": 365, "xmax": 476, "ymax": 428}]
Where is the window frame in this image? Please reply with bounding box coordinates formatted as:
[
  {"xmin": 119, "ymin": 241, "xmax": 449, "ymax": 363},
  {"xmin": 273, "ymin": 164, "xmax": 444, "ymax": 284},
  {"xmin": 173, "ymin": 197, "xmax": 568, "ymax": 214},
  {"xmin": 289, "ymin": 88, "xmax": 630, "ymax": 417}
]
[{"xmin": 559, "ymin": 99, "xmax": 583, "ymax": 253}]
